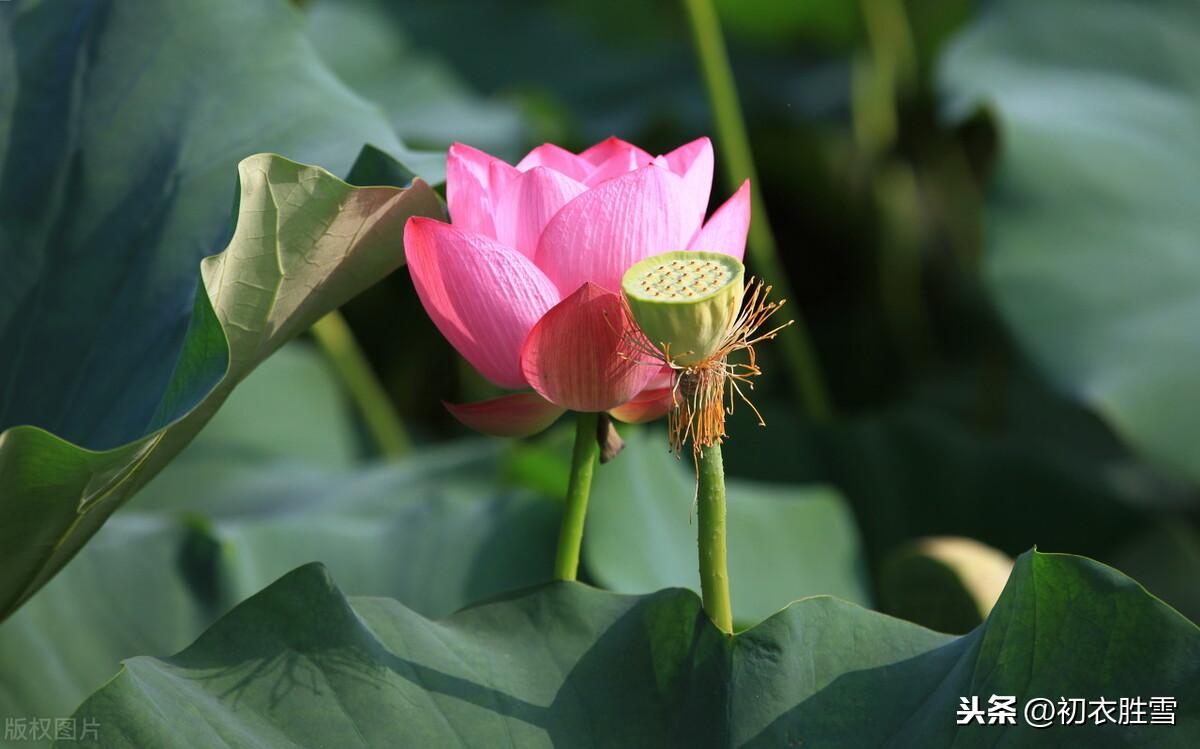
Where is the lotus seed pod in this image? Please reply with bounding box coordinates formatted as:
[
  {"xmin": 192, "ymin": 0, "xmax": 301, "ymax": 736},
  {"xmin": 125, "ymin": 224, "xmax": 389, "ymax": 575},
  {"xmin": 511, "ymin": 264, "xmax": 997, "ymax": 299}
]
[{"xmin": 621, "ymin": 251, "xmax": 745, "ymax": 366}]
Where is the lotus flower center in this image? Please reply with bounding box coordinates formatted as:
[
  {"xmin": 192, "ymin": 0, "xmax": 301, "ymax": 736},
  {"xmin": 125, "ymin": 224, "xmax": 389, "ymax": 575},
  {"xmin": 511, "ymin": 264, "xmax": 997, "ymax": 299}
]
[{"xmin": 635, "ymin": 258, "xmax": 733, "ymax": 300}]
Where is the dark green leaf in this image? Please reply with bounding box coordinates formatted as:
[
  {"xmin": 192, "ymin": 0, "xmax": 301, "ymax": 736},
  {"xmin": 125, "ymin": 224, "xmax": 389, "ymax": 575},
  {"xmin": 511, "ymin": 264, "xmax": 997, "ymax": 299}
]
[
  {"xmin": 0, "ymin": 346, "xmax": 557, "ymax": 735},
  {"xmin": 0, "ymin": 0, "xmax": 417, "ymax": 450},
  {"xmin": 70, "ymin": 551, "xmax": 1200, "ymax": 746},
  {"xmin": 0, "ymin": 150, "xmax": 442, "ymax": 621},
  {"xmin": 0, "ymin": 0, "xmax": 448, "ymax": 622}
]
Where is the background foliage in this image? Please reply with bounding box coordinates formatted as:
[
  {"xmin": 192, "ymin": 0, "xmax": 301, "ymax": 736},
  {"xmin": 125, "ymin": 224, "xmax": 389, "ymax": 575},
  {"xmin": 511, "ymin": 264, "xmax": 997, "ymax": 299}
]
[{"xmin": 1, "ymin": 0, "xmax": 1198, "ymax": 745}]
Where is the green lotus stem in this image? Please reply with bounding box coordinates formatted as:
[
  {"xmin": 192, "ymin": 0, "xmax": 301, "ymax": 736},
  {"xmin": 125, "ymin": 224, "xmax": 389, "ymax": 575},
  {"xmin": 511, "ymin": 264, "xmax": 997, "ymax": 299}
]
[
  {"xmin": 681, "ymin": 0, "xmax": 833, "ymax": 422},
  {"xmin": 554, "ymin": 412, "xmax": 601, "ymax": 580},
  {"xmin": 696, "ymin": 442, "xmax": 733, "ymax": 633},
  {"xmin": 310, "ymin": 310, "xmax": 411, "ymax": 458}
]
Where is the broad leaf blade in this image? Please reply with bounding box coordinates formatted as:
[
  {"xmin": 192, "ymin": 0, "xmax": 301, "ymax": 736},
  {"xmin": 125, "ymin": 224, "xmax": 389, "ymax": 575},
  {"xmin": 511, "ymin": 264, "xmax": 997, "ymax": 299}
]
[
  {"xmin": 732, "ymin": 552, "xmax": 1200, "ymax": 745},
  {"xmin": 0, "ymin": 156, "xmax": 442, "ymax": 620},
  {"xmin": 68, "ymin": 551, "xmax": 1199, "ymax": 746},
  {"xmin": 0, "ymin": 0, "xmax": 444, "ymax": 621},
  {"xmin": 0, "ymin": 0, "xmax": 410, "ymax": 448},
  {"xmin": 0, "ymin": 346, "xmax": 558, "ymax": 737}
]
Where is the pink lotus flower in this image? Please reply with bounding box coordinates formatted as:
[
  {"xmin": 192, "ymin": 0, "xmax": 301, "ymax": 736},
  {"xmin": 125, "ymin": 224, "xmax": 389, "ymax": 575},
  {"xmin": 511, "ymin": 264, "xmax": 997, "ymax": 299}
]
[{"xmin": 404, "ymin": 136, "xmax": 751, "ymax": 437}]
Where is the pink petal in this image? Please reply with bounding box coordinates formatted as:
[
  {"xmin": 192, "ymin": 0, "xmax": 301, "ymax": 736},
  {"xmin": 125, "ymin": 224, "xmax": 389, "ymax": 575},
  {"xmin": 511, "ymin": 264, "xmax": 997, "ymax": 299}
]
[
  {"xmin": 535, "ymin": 165, "xmax": 699, "ymax": 295},
  {"xmin": 662, "ymin": 136, "xmax": 711, "ymax": 176},
  {"xmin": 493, "ymin": 167, "xmax": 588, "ymax": 260},
  {"xmin": 405, "ymin": 217, "xmax": 560, "ymax": 389},
  {"xmin": 446, "ymin": 142, "xmax": 518, "ymax": 238},
  {"xmin": 580, "ymin": 136, "xmax": 655, "ymax": 187},
  {"xmin": 579, "ymin": 136, "xmax": 653, "ymax": 166},
  {"xmin": 687, "ymin": 180, "xmax": 751, "ymax": 261},
  {"xmin": 520, "ymin": 283, "xmax": 659, "ymax": 412},
  {"xmin": 643, "ymin": 366, "xmax": 675, "ymax": 391},
  {"xmin": 516, "ymin": 144, "xmax": 592, "ymax": 182},
  {"xmin": 444, "ymin": 392, "xmax": 565, "ymax": 438},
  {"xmin": 609, "ymin": 387, "xmax": 674, "ymax": 424},
  {"xmin": 664, "ymin": 137, "xmax": 714, "ymax": 231}
]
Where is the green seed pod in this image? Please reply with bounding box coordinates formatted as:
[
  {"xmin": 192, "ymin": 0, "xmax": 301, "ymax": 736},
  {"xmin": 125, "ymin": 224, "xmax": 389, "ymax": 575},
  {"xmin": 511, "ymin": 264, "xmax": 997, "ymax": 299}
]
[{"xmin": 621, "ymin": 251, "xmax": 745, "ymax": 366}]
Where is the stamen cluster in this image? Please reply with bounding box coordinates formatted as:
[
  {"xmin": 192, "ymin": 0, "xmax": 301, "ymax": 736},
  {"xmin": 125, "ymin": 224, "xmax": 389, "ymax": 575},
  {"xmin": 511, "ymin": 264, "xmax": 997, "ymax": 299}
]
[{"xmin": 625, "ymin": 279, "xmax": 792, "ymax": 459}]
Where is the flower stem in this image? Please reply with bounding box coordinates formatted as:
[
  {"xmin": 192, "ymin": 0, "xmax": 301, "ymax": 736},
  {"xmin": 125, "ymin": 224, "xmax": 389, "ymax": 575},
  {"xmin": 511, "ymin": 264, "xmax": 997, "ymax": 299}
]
[
  {"xmin": 681, "ymin": 0, "xmax": 834, "ymax": 423},
  {"xmin": 696, "ymin": 442, "xmax": 733, "ymax": 633},
  {"xmin": 554, "ymin": 411, "xmax": 601, "ymax": 580},
  {"xmin": 310, "ymin": 310, "xmax": 411, "ymax": 458}
]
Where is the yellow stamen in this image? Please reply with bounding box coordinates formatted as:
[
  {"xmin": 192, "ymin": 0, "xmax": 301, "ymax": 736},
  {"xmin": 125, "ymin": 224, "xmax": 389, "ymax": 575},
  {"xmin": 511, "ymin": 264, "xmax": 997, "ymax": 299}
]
[{"xmin": 621, "ymin": 279, "xmax": 792, "ymax": 459}]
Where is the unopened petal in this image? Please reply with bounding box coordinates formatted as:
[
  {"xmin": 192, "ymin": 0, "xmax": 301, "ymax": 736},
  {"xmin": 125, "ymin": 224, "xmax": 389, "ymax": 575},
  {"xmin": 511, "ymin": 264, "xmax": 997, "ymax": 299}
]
[
  {"xmin": 405, "ymin": 217, "xmax": 560, "ymax": 389},
  {"xmin": 521, "ymin": 283, "xmax": 659, "ymax": 412},
  {"xmin": 444, "ymin": 392, "xmax": 565, "ymax": 438}
]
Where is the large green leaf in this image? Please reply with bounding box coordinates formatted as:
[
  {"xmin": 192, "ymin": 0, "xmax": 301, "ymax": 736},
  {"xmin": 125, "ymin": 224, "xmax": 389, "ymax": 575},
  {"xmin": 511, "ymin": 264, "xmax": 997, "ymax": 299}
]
[
  {"xmin": 0, "ymin": 0, "xmax": 443, "ymax": 620},
  {"xmin": 70, "ymin": 551, "xmax": 1199, "ymax": 746},
  {"xmin": 0, "ymin": 150, "xmax": 441, "ymax": 621},
  {"xmin": 585, "ymin": 428, "xmax": 871, "ymax": 627},
  {"xmin": 0, "ymin": 0, "xmax": 416, "ymax": 448},
  {"xmin": 0, "ymin": 450, "xmax": 558, "ymax": 739},
  {"xmin": 939, "ymin": 0, "xmax": 1200, "ymax": 483},
  {"xmin": 0, "ymin": 345, "xmax": 557, "ymax": 740}
]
